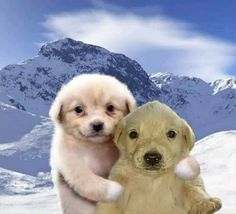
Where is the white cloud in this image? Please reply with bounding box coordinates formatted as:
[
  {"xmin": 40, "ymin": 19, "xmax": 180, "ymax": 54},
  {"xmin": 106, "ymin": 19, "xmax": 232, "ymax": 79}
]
[{"xmin": 41, "ymin": 9, "xmax": 236, "ymax": 82}]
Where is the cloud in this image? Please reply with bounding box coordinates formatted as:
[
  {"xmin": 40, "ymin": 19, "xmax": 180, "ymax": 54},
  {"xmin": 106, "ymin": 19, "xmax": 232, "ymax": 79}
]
[{"xmin": 41, "ymin": 8, "xmax": 236, "ymax": 82}]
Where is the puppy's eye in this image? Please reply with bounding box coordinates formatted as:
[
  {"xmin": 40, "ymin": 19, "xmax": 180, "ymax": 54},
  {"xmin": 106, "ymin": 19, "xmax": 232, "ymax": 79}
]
[
  {"xmin": 74, "ymin": 106, "xmax": 84, "ymax": 114},
  {"xmin": 106, "ymin": 104, "xmax": 115, "ymax": 113},
  {"xmin": 167, "ymin": 130, "xmax": 177, "ymax": 139},
  {"xmin": 129, "ymin": 130, "xmax": 139, "ymax": 139}
]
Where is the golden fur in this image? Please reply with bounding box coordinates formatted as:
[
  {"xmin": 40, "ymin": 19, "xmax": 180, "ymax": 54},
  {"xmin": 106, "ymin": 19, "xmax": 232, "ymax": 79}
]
[
  {"xmin": 50, "ymin": 74, "xmax": 136, "ymax": 214},
  {"xmin": 97, "ymin": 101, "xmax": 221, "ymax": 214}
]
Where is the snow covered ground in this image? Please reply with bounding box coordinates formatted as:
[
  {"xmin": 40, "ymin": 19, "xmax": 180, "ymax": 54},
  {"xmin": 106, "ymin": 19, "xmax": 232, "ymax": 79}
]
[
  {"xmin": 0, "ymin": 131, "xmax": 235, "ymax": 213},
  {"xmin": 0, "ymin": 189, "xmax": 60, "ymax": 214},
  {"xmin": 191, "ymin": 131, "xmax": 236, "ymax": 214}
]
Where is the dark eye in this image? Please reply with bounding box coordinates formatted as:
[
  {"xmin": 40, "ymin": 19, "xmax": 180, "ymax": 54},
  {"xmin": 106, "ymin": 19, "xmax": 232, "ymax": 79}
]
[
  {"xmin": 106, "ymin": 104, "xmax": 115, "ymax": 112},
  {"xmin": 167, "ymin": 130, "xmax": 177, "ymax": 139},
  {"xmin": 74, "ymin": 106, "xmax": 84, "ymax": 114},
  {"xmin": 129, "ymin": 130, "xmax": 138, "ymax": 139}
]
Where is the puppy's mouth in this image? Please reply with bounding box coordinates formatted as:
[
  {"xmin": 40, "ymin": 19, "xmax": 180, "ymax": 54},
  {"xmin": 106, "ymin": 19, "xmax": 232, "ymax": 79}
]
[
  {"xmin": 78, "ymin": 130, "xmax": 111, "ymax": 140},
  {"xmin": 144, "ymin": 165, "xmax": 162, "ymax": 171},
  {"xmin": 87, "ymin": 132, "xmax": 106, "ymax": 138}
]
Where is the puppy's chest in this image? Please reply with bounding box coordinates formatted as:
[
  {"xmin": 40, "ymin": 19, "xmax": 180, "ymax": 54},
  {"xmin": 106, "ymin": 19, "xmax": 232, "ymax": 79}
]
[
  {"xmin": 80, "ymin": 143, "xmax": 119, "ymax": 176},
  {"xmin": 119, "ymin": 174, "xmax": 186, "ymax": 214}
]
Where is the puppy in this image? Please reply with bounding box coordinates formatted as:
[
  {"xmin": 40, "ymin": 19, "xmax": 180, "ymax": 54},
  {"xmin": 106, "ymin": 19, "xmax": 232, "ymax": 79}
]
[
  {"xmin": 97, "ymin": 101, "xmax": 221, "ymax": 214},
  {"xmin": 49, "ymin": 74, "xmax": 136, "ymax": 214}
]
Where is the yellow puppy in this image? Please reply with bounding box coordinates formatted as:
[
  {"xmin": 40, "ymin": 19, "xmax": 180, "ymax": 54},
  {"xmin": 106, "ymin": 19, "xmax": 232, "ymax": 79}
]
[{"xmin": 97, "ymin": 101, "xmax": 221, "ymax": 214}]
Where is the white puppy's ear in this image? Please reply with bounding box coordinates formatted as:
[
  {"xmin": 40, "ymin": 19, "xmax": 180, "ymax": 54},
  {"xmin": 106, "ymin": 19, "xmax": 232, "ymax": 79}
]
[
  {"xmin": 181, "ymin": 119, "xmax": 195, "ymax": 151},
  {"xmin": 49, "ymin": 98, "xmax": 63, "ymax": 123},
  {"xmin": 125, "ymin": 92, "xmax": 136, "ymax": 114}
]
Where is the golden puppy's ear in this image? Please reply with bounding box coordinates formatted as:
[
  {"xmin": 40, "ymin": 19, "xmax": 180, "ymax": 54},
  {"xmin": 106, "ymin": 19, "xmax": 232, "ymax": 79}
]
[
  {"xmin": 49, "ymin": 98, "xmax": 63, "ymax": 123},
  {"xmin": 181, "ymin": 119, "xmax": 195, "ymax": 151},
  {"xmin": 114, "ymin": 119, "xmax": 125, "ymax": 149},
  {"xmin": 125, "ymin": 93, "xmax": 136, "ymax": 114}
]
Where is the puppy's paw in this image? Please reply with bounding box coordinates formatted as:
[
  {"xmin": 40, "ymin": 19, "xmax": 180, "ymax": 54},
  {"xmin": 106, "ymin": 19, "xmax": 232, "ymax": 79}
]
[
  {"xmin": 175, "ymin": 156, "xmax": 200, "ymax": 180},
  {"xmin": 190, "ymin": 197, "xmax": 222, "ymax": 214},
  {"xmin": 104, "ymin": 181, "xmax": 124, "ymax": 202}
]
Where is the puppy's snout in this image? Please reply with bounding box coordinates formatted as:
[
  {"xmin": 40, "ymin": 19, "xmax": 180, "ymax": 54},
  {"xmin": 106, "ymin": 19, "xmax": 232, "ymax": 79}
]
[
  {"xmin": 144, "ymin": 152, "xmax": 162, "ymax": 166},
  {"xmin": 91, "ymin": 121, "xmax": 104, "ymax": 132}
]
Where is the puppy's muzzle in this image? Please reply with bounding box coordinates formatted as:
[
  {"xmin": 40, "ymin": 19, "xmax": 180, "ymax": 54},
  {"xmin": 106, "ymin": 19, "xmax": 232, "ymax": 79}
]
[{"xmin": 144, "ymin": 151, "xmax": 162, "ymax": 167}]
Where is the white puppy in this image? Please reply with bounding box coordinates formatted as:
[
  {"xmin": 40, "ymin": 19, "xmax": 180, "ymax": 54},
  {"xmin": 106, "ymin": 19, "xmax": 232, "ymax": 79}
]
[{"xmin": 49, "ymin": 74, "xmax": 136, "ymax": 214}]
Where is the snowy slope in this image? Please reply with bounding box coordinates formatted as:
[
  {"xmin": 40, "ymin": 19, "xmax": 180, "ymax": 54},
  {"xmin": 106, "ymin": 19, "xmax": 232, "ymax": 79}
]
[
  {"xmin": 0, "ymin": 167, "xmax": 58, "ymax": 214},
  {"xmin": 0, "ymin": 118, "xmax": 53, "ymax": 175},
  {"xmin": 0, "ymin": 190, "xmax": 60, "ymax": 214},
  {"xmin": 150, "ymin": 73, "xmax": 236, "ymax": 139},
  {"xmin": 191, "ymin": 131, "xmax": 236, "ymax": 214},
  {"xmin": 0, "ymin": 167, "xmax": 52, "ymax": 195},
  {"xmin": 0, "ymin": 131, "xmax": 235, "ymax": 214},
  {"xmin": 0, "ymin": 99, "xmax": 41, "ymax": 144}
]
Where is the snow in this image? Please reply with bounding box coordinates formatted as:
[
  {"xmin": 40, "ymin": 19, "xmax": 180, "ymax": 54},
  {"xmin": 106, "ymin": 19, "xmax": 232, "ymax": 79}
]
[
  {"xmin": 0, "ymin": 118, "xmax": 53, "ymax": 175},
  {"xmin": 191, "ymin": 131, "xmax": 236, "ymax": 214},
  {"xmin": 211, "ymin": 77, "xmax": 236, "ymax": 94},
  {"xmin": 0, "ymin": 167, "xmax": 52, "ymax": 195},
  {"xmin": 0, "ymin": 101, "xmax": 41, "ymax": 144},
  {"xmin": 0, "ymin": 131, "xmax": 235, "ymax": 213},
  {"xmin": 150, "ymin": 73, "xmax": 236, "ymax": 140},
  {"xmin": 0, "ymin": 190, "xmax": 60, "ymax": 214}
]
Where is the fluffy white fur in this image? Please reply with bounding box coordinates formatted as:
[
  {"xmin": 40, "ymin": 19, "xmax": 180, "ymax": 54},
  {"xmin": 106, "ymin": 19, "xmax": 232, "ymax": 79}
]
[
  {"xmin": 175, "ymin": 155, "xmax": 200, "ymax": 180},
  {"xmin": 50, "ymin": 74, "xmax": 136, "ymax": 214}
]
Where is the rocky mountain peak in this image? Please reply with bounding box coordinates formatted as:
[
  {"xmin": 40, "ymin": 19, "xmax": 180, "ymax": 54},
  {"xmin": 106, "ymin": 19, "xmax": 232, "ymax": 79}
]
[
  {"xmin": 211, "ymin": 77, "xmax": 236, "ymax": 94},
  {"xmin": 38, "ymin": 38, "xmax": 108, "ymax": 63},
  {"xmin": 0, "ymin": 38, "xmax": 160, "ymax": 115}
]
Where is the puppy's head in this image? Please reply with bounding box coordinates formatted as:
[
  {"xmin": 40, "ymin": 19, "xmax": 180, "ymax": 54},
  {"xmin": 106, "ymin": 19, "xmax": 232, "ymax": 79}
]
[
  {"xmin": 49, "ymin": 74, "xmax": 136, "ymax": 143},
  {"xmin": 115, "ymin": 101, "xmax": 195, "ymax": 175}
]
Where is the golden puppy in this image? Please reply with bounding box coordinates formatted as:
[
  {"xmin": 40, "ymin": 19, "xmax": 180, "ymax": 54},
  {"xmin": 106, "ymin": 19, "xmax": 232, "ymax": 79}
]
[
  {"xmin": 97, "ymin": 101, "xmax": 221, "ymax": 214},
  {"xmin": 49, "ymin": 74, "xmax": 136, "ymax": 214}
]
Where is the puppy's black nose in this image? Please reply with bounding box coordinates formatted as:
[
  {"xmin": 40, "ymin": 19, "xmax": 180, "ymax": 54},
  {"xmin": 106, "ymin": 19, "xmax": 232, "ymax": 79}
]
[
  {"xmin": 144, "ymin": 152, "xmax": 162, "ymax": 166},
  {"xmin": 92, "ymin": 122, "xmax": 104, "ymax": 132}
]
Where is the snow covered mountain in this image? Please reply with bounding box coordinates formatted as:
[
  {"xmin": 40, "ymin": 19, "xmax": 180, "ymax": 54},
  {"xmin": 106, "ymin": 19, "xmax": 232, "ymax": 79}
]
[
  {"xmin": 0, "ymin": 38, "xmax": 159, "ymax": 115},
  {"xmin": 0, "ymin": 131, "xmax": 235, "ymax": 214},
  {"xmin": 0, "ymin": 38, "xmax": 235, "ymax": 177},
  {"xmin": 0, "ymin": 118, "xmax": 53, "ymax": 175},
  {"xmin": 150, "ymin": 73, "xmax": 236, "ymax": 139},
  {"xmin": 0, "ymin": 100, "xmax": 41, "ymax": 144},
  {"xmin": 0, "ymin": 38, "xmax": 234, "ymax": 138},
  {"xmin": 0, "ymin": 167, "xmax": 52, "ymax": 195}
]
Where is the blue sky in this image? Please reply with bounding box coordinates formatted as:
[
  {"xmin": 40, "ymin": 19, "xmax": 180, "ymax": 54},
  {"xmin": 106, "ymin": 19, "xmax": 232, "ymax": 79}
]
[{"xmin": 0, "ymin": 0, "xmax": 235, "ymax": 81}]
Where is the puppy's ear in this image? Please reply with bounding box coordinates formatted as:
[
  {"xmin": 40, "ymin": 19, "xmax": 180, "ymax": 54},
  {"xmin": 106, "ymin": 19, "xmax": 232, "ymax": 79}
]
[
  {"xmin": 49, "ymin": 98, "xmax": 63, "ymax": 123},
  {"xmin": 181, "ymin": 119, "xmax": 195, "ymax": 151},
  {"xmin": 125, "ymin": 93, "xmax": 136, "ymax": 114},
  {"xmin": 114, "ymin": 119, "xmax": 125, "ymax": 149}
]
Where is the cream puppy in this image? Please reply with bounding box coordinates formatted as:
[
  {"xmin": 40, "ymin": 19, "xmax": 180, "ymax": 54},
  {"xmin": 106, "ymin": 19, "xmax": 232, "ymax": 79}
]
[{"xmin": 50, "ymin": 74, "xmax": 136, "ymax": 214}]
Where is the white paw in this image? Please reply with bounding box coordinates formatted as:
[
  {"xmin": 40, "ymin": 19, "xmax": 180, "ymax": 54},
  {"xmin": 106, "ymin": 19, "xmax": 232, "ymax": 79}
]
[
  {"xmin": 175, "ymin": 156, "xmax": 200, "ymax": 180},
  {"xmin": 104, "ymin": 181, "xmax": 124, "ymax": 202}
]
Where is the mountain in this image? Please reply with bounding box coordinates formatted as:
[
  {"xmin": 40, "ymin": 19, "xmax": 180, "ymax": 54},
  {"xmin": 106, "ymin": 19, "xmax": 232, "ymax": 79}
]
[
  {"xmin": 0, "ymin": 131, "xmax": 235, "ymax": 214},
  {"xmin": 0, "ymin": 167, "xmax": 52, "ymax": 195},
  {"xmin": 0, "ymin": 38, "xmax": 159, "ymax": 115},
  {"xmin": 0, "ymin": 118, "xmax": 53, "ymax": 175},
  {"xmin": 0, "ymin": 167, "xmax": 58, "ymax": 214},
  {"xmin": 150, "ymin": 73, "xmax": 236, "ymax": 139},
  {"xmin": 0, "ymin": 38, "xmax": 235, "ymax": 177},
  {"xmin": 0, "ymin": 91, "xmax": 42, "ymax": 144}
]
